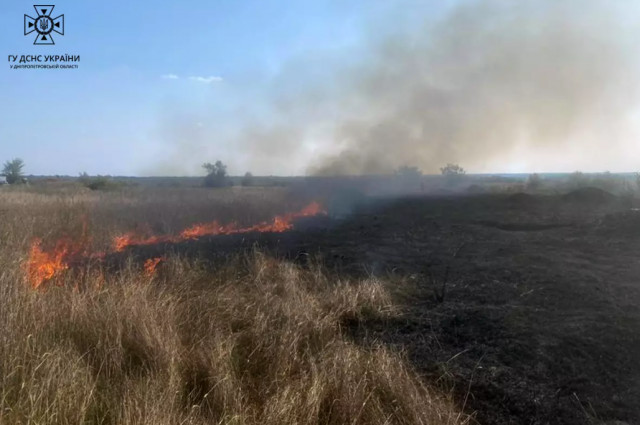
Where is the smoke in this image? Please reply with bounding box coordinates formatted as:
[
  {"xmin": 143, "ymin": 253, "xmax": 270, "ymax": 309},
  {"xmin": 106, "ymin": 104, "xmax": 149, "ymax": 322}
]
[
  {"xmin": 306, "ymin": 0, "xmax": 640, "ymax": 174},
  {"xmin": 155, "ymin": 0, "xmax": 640, "ymax": 175}
]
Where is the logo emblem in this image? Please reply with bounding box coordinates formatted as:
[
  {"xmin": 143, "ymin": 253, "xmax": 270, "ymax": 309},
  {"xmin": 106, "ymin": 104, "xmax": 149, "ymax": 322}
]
[{"xmin": 24, "ymin": 5, "xmax": 64, "ymax": 45}]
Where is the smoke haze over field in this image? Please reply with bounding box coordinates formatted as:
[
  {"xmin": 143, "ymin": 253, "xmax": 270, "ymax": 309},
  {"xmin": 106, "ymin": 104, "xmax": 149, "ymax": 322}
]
[
  {"xmin": 4, "ymin": 0, "xmax": 638, "ymax": 176},
  {"xmin": 200, "ymin": 0, "xmax": 640, "ymax": 176},
  {"xmin": 305, "ymin": 1, "xmax": 640, "ymax": 175}
]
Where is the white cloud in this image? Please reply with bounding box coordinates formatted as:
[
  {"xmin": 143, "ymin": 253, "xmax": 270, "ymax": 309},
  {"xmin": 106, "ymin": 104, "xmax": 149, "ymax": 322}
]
[
  {"xmin": 161, "ymin": 74, "xmax": 179, "ymax": 80},
  {"xmin": 189, "ymin": 75, "xmax": 223, "ymax": 84}
]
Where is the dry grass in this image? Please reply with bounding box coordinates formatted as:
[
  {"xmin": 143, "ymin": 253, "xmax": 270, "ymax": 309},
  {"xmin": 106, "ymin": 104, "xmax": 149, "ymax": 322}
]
[{"xmin": 0, "ymin": 186, "xmax": 467, "ymax": 425}]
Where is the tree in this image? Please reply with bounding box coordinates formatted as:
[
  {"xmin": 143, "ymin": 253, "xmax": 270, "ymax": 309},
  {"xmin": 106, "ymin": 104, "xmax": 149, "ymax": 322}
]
[
  {"xmin": 241, "ymin": 172, "xmax": 254, "ymax": 187},
  {"xmin": 2, "ymin": 158, "xmax": 25, "ymax": 184},
  {"xmin": 202, "ymin": 161, "xmax": 228, "ymax": 188},
  {"xmin": 440, "ymin": 163, "xmax": 466, "ymax": 176},
  {"xmin": 440, "ymin": 163, "xmax": 466, "ymax": 185}
]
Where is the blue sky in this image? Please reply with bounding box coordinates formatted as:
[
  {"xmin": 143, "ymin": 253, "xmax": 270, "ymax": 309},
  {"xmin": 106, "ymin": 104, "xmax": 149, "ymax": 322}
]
[
  {"xmin": 1, "ymin": 1, "xmax": 638, "ymax": 176},
  {"xmin": 0, "ymin": 0, "xmax": 380, "ymax": 175},
  {"xmin": 0, "ymin": 0, "xmax": 410, "ymax": 175}
]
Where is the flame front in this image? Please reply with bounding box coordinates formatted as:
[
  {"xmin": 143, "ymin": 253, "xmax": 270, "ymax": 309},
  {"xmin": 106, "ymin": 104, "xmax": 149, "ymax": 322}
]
[
  {"xmin": 143, "ymin": 257, "xmax": 163, "ymax": 276},
  {"xmin": 26, "ymin": 202, "xmax": 327, "ymax": 288},
  {"xmin": 115, "ymin": 201, "xmax": 327, "ymax": 249},
  {"xmin": 26, "ymin": 238, "xmax": 70, "ymax": 289}
]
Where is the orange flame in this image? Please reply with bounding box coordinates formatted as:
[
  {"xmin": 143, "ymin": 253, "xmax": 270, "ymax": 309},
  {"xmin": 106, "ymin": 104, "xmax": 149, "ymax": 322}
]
[
  {"xmin": 26, "ymin": 238, "xmax": 70, "ymax": 289},
  {"xmin": 114, "ymin": 201, "xmax": 327, "ymax": 249},
  {"xmin": 25, "ymin": 202, "xmax": 327, "ymax": 289},
  {"xmin": 143, "ymin": 257, "xmax": 164, "ymax": 276}
]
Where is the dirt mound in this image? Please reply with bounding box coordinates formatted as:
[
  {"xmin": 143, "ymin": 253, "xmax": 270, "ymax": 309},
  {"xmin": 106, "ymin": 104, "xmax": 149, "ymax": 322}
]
[{"xmin": 562, "ymin": 187, "xmax": 616, "ymax": 204}]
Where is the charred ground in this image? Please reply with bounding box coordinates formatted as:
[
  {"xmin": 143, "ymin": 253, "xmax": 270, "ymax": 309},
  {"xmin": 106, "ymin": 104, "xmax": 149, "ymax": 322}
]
[{"xmin": 110, "ymin": 189, "xmax": 640, "ymax": 425}]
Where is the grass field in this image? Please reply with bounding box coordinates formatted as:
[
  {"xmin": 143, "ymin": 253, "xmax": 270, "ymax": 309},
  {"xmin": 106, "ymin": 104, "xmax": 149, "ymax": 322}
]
[
  {"xmin": 0, "ymin": 185, "xmax": 467, "ymax": 425},
  {"xmin": 3, "ymin": 180, "xmax": 640, "ymax": 424}
]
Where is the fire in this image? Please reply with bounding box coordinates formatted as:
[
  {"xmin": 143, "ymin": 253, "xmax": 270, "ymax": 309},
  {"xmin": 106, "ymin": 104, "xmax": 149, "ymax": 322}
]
[
  {"xmin": 112, "ymin": 233, "xmax": 173, "ymax": 252},
  {"xmin": 143, "ymin": 257, "xmax": 164, "ymax": 276},
  {"xmin": 26, "ymin": 238, "xmax": 70, "ymax": 289},
  {"xmin": 25, "ymin": 202, "xmax": 327, "ymax": 288},
  {"xmin": 26, "ymin": 236, "xmax": 91, "ymax": 289},
  {"xmin": 180, "ymin": 221, "xmax": 240, "ymax": 240},
  {"xmin": 114, "ymin": 201, "xmax": 327, "ymax": 249},
  {"xmin": 113, "ymin": 233, "xmax": 134, "ymax": 252}
]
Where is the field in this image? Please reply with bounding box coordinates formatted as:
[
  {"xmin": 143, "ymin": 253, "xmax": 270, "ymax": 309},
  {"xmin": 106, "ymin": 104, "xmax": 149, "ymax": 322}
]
[{"xmin": 1, "ymin": 182, "xmax": 639, "ymax": 424}]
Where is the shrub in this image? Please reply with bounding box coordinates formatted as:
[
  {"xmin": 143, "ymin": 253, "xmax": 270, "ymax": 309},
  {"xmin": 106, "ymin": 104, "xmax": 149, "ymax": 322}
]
[
  {"xmin": 203, "ymin": 161, "xmax": 228, "ymax": 188},
  {"xmin": 78, "ymin": 172, "xmax": 119, "ymax": 191}
]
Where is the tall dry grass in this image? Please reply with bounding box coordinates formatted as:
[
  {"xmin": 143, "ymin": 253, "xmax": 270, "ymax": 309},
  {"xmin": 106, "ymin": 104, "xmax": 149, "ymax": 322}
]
[{"xmin": 0, "ymin": 185, "xmax": 468, "ymax": 424}]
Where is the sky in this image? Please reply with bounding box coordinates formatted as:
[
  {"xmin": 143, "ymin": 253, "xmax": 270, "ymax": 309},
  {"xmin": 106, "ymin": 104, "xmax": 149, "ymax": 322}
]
[{"xmin": 0, "ymin": 0, "xmax": 638, "ymax": 176}]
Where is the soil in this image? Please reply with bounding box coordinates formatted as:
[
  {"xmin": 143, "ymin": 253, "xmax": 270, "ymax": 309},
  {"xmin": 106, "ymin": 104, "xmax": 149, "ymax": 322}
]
[{"xmin": 108, "ymin": 192, "xmax": 640, "ymax": 425}]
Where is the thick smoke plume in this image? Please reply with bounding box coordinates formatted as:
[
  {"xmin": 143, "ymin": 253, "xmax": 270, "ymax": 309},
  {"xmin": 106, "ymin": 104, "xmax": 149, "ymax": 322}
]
[
  {"xmin": 157, "ymin": 0, "xmax": 640, "ymax": 176},
  {"xmin": 306, "ymin": 0, "xmax": 640, "ymax": 174}
]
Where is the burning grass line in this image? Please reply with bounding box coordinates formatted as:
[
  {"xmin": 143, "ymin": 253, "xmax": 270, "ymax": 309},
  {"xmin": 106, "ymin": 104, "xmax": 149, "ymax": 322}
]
[{"xmin": 25, "ymin": 202, "xmax": 327, "ymax": 289}]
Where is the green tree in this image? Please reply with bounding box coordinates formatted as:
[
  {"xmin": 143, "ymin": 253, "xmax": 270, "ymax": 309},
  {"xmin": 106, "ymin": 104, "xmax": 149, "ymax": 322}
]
[
  {"xmin": 203, "ymin": 161, "xmax": 228, "ymax": 188},
  {"xmin": 2, "ymin": 158, "xmax": 25, "ymax": 184}
]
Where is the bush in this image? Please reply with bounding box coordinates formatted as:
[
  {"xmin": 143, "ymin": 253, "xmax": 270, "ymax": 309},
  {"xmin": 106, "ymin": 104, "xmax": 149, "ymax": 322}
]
[
  {"xmin": 78, "ymin": 172, "xmax": 119, "ymax": 191},
  {"xmin": 203, "ymin": 161, "xmax": 228, "ymax": 188}
]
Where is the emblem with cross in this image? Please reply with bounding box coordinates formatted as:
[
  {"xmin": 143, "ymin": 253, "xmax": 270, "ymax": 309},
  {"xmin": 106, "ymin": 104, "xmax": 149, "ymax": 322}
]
[{"xmin": 24, "ymin": 5, "xmax": 64, "ymax": 45}]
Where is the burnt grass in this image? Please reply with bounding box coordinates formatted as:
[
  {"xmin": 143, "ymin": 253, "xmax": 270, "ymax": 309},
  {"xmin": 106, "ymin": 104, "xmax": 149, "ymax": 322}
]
[{"xmin": 107, "ymin": 191, "xmax": 640, "ymax": 425}]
